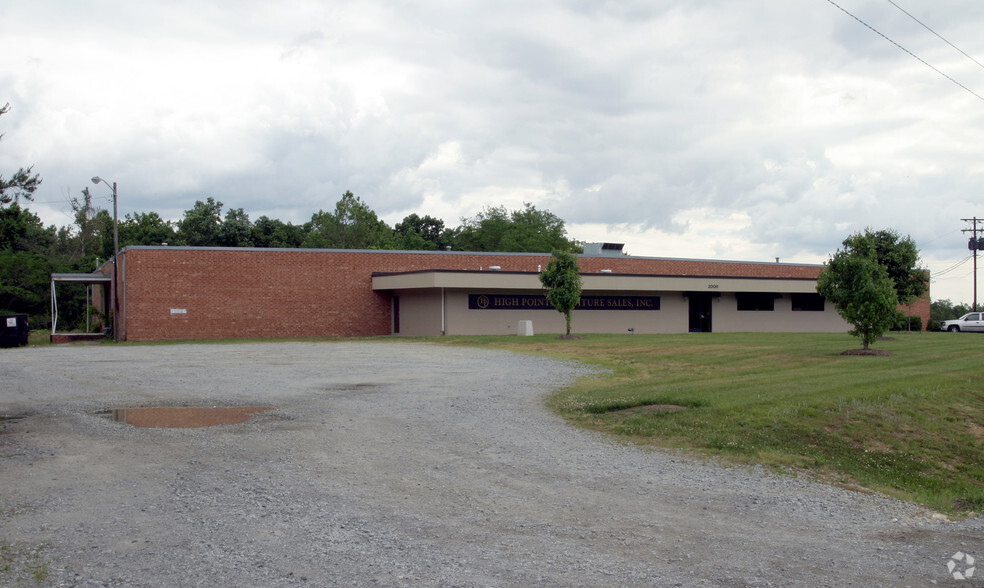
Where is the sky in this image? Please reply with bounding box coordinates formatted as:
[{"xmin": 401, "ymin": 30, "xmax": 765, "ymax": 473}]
[{"xmin": 2, "ymin": 0, "xmax": 984, "ymax": 304}]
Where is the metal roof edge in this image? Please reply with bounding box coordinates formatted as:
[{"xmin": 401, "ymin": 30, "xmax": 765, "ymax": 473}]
[
  {"xmin": 371, "ymin": 269, "xmax": 819, "ymax": 281},
  {"xmin": 121, "ymin": 245, "xmax": 824, "ymax": 268},
  {"xmin": 51, "ymin": 273, "xmax": 113, "ymax": 282}
]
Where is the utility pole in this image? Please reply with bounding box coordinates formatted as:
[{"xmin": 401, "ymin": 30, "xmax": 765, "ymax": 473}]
[{"xmin": 963, "ymin": 217, "xmax": 984, "ymax": 311}]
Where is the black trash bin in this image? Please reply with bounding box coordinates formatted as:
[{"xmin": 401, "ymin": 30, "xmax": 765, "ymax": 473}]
[{"xmin": 0, "ymin": 314, "xmax": 29, "ymax": 347}]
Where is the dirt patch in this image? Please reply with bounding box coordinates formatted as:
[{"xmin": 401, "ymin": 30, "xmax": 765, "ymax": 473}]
[
  {"xmin": 840, "ymin": 349, "xmax": 891, "ymax": 356},
  {"xmin": 109, "ymin": 406, "xmax": 273, "ymax": 428},
  {"xmin": 969, "ymin": 422, "xmax": 984, "ymax": 443},
  {"xmin": 864, "ymin": 439, "xmax": 895, "ymax": 453},
  {"xmin": 834, "ymin": 482, "xmax": 877, "ymax": 494}
]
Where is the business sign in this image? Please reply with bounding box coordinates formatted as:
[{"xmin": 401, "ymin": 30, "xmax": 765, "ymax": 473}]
[{"xmin": 469, "ymin": 294, "xmax": 660, "ymax": 311}]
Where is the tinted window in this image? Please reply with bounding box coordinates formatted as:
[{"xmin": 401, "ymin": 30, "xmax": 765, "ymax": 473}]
[
  {"xmin": 737, "ymin": 293, "xmax": 776, "ymax": 311},
  {"xmin": 791, "ymin": 293, "xmax": 825, "ymax": 312}
]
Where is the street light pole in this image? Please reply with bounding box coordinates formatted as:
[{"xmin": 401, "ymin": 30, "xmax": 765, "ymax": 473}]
[{"xmin": 91, "ymin": 176, "xmax": 119, "ymax": 342}]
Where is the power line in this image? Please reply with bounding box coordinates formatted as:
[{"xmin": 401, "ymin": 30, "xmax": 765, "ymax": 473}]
[
  {"xmin": 885, "ymin": 0, "xmax": 984, "ymax": 72},
  {"xmin": 932, "ymin": 254, "xmax": 972, "ymax": 277},
  {"xmin": 920, "ymin": 228, "xmax": 962, "ymax": 247},
  {"xmin": 825, "ymin": 0, "xmax": 984, "ymax": 103}
]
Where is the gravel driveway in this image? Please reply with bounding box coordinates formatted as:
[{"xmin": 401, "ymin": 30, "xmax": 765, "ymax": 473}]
[{"xmin": 1, "ymin": 341, "xmax": 982, "ymax": 586}]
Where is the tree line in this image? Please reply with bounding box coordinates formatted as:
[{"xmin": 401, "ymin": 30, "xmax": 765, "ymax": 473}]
[{"xmin": 1, "ymin": 192, "xmax": 581, "ymax": 331}]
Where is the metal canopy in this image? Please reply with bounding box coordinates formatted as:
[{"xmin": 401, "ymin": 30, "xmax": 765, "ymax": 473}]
[
  {"xmin": 50, "ymin": 272, "xmax": 113, "ymax": 335},
  {"xmin": 51, "ymin": 273, "xmax": 112, "ymax": 283}
]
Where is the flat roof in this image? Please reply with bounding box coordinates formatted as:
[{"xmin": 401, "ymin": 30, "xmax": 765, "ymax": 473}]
[{"xmin": 119, "ymin": 245, "xmax": 824, "ymax": 269}]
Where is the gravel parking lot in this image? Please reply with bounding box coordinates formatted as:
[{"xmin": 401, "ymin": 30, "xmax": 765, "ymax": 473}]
[{"xmin": 1, "ymin": 341, "xmax": 982, "ymax": 586}]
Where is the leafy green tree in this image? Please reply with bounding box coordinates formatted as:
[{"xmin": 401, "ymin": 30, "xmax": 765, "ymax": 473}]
[
  {"xmin": 217, "ymin": 207, "xmax": 254, "ymax": 247},
  {"xmin": 452, "ymin": 205, "xmax": 511, "ymax": 251},
  {"xmin": 0, "ymin": 249, "xmax": 56, "ymax": 318},
  {"xmin": 842, "ymin": 228, "xmax": 927, "ymax": 304},
  {"xmin": 817, "ymin": 240, "xmax": 899, "ymax": 351},
  {"xmin": 505, "ymin": 203, "xmax": 578, "ymax": 252},
  {"xmin": 176, "ymin": 197, "xmax": 224, "ymax": 246},
  {"xmin": 0, "ymin": 103, "xmax": 41, "ymax": 207},
  {"xmin": 452, "ymin": 203, "xmax": 580, "ymax": 253},
  {"xmin": 302, "ymin": 191, "xmax": 396, "ymax": 249},
  {"xmin": 117, "ymin": 211, "xmax": 177, "ymax": 250},
  {"xmin": 0, "ymin": 204, "xmax": 62, "ymax": 326},
  {"xmin": 395, "ymin": 213, "xmax": 446, "ymax": 250},
  {"xmin": 252, "ymin": 216, "xmax": 305, "ymax": 248},
  {"xmin": 0, "ymin": 203, "xmax": 55, "ymax": 253},
  {"xmin": 539, "ymin": 250, "xmax": 583, "ymax": 336}
]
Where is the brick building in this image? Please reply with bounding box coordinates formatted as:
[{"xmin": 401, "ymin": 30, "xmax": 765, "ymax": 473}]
[{"xmin": 55, "ymin": 245, "xmax": 930, "ymax": 341}]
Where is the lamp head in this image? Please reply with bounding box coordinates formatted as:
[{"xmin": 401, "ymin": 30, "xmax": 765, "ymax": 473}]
[{"xmin": 91, "ymin": 176, "xmax": 102, "ymax": 185}]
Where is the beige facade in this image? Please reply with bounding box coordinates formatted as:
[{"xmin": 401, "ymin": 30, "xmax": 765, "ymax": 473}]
[{"xmin": 373, "ymin": 270, "xmax": 851, "ymax": 336}]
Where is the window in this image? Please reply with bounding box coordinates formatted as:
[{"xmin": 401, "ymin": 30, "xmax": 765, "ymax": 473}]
[
  {"xmin": 736, "ymin": 293, "xmax": 777, "ymax": 311},
  {"xmin": 791, "ymin": 293, "xmax": 825, "ymax": 312}
]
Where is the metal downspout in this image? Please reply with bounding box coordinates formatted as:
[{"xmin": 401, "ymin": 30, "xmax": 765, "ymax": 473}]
[{"xmin": 120, "ymin": 253, "xmax": 126, "ymax": 341}]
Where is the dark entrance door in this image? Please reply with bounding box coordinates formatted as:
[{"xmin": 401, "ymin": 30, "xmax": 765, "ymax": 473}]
[{"xmin": 689, "ymin": 294, "xmax": 712, "ymax": 332}]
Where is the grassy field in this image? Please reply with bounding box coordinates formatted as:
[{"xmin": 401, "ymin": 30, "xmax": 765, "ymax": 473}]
[{"xmin": 434, "ymin": 331, "xmax": 984, "ymax": 516}]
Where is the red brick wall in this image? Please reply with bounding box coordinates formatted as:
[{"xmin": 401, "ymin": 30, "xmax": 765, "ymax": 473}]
[
  {"xmin": 123, "ymin": 248, "xmax": 557, "ymax": 341},
  {"xmin": 119, "ymin": 247, "xmax": 930, "ymax": 340}
]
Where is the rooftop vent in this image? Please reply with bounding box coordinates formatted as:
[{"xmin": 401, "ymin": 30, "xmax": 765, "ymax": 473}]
[{"xmin": 583, "ymin": 242, "xmax": 625, "ymax": 257}]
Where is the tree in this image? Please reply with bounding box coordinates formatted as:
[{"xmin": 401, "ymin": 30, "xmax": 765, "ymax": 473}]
[
  {"xmin": 64, "ymin": 187, "xmax": 101, "ymax": 263},
  {"xmin": 0, "ymin": 249, "xmax": 56, "ymax": 318},
  {"xmin": 117, "ymin": 211, "xmax": 177, "ymax": 251},
  {"xmin": 176, "ymin": 197, "xmax": 224, "ymax": 246},
  {"xmin": 0, "ymin": 103, "xmax": 42, "ymax": 207},
  {"xmin": 930, "ymin": 298, "xmax": 971, "ymax": 328},
  {"xmin": 252, "ymin": 216, "xmax": 304, "ymax": 248},
  {"xmin": 302, "ymin": 191, "xmax": 396, "ymax": 249},
  {"xmin": 817, "ymin": 239, "xmax": 899, "ymax": 351},
  {"xmin": 395, "ymin": 213, "xmax": 446, "ymax": 250},
  {"xmin": 504, "ymin": 203, "xmax": 577, "ymax": 252},
  {"xmin": 842, "ymin": 228, "xmax": 927, "ymax": 304},
  {"xmin": 452, "ymin": 205, "xmax": 511, "ymax": 251},
  {"xmin": 0, "ymin": 204, "xmax": 61, "ymax": 327},
  {"xmin": 539, "ymin": 250, "xmax": 583, "ymax": 337},
  {"xmin": 217, "ymin": 207, "xmax": 254, "ymax": 247},
  {"xmin": 452, "ymin": 203, "xmax": 580, "ymax": 253},
  {"xmin": 0, "ymin": 203, "xmax": 55, "ymax": 253}
]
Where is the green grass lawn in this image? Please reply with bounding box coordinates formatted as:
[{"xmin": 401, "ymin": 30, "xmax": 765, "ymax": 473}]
[{"xmin": 436, "ymin": 331, "xmax": 984, "ymax": 516}]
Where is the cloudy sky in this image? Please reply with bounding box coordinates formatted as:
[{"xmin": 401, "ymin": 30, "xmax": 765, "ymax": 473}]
[{"xmin": 3, "ymin": 0, "xmax": 984, "ymax": 303}]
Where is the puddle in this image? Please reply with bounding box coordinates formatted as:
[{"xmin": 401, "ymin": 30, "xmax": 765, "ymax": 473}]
[{"xmin": 111, "ymin": 406, "xmax": 273, "ymax": 428}]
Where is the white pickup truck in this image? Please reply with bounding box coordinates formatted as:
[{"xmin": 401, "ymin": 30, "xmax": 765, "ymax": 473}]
[{"xmin": 939, "ymin": 312, "xmax": 984, "ymax": 332}]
